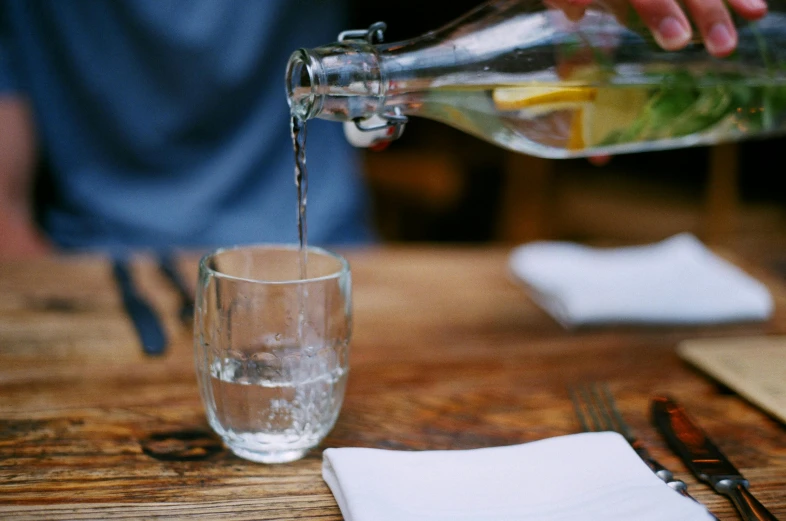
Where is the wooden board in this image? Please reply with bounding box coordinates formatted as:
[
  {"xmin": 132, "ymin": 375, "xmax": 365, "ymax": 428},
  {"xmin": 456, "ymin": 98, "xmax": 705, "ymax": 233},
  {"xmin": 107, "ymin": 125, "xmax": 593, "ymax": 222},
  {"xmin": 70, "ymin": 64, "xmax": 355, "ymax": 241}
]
[{"xmin": 679, "ymin": 335, "xmax": 786, "ymax": 424}]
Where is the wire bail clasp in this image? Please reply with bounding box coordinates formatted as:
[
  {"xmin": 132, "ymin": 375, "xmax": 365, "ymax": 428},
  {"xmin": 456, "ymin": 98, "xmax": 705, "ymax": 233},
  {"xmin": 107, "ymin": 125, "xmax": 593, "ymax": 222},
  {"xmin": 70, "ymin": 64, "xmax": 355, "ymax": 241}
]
[
  {"xmin": 338, "ymin": 21, "xmax": 388, "ymax": 44},
  {"xmin": 337, "ymin": 21, "xmax": 408, "ymax": 137}
]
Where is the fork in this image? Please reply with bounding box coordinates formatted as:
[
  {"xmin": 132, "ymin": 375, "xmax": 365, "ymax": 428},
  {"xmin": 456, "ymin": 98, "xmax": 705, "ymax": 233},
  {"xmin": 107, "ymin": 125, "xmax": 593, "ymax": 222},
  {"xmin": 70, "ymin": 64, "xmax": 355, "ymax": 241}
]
[{"xmin": 571, "ymin": 383, "xmax": 692, "ymax": 497}]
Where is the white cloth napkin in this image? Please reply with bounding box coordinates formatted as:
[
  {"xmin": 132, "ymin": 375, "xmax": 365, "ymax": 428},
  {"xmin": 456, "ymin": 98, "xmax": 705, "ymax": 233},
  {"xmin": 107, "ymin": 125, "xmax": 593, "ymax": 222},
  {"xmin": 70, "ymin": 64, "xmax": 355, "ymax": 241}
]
[
  {"xmin": 508, "ymin": 233, "xmax": 773, "ymax": 328},
  {"xmin": 322, "ymin": 432, "xmax": 714, "ymax": 521}
]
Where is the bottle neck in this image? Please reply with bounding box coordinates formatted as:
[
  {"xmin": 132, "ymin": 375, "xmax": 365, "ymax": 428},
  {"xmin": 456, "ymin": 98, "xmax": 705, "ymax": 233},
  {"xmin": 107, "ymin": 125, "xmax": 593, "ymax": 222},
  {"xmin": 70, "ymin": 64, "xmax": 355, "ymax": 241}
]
[{"xmin": 286, "ymin": 42, "xmax": 387, "ymax": 122}]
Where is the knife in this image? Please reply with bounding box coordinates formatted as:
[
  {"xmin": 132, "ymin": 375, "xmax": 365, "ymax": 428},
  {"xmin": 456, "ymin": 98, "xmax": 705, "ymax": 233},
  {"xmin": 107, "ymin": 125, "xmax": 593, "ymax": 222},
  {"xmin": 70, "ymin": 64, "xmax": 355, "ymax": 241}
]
[
  {"xmin": 113, "ymin": 259, "xmax": 168, "ymax": 356},
  {"xmin": 651, "ymin": 396, "xmax": 779, "ymax": 521}
]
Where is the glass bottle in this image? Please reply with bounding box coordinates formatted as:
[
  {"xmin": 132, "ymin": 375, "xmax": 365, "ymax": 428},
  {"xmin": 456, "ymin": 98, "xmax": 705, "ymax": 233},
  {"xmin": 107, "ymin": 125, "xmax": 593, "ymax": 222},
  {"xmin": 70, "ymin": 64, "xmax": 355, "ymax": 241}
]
[{"xmin": 286, "ymin": 0, "xmax": 786, "ymax": 158}]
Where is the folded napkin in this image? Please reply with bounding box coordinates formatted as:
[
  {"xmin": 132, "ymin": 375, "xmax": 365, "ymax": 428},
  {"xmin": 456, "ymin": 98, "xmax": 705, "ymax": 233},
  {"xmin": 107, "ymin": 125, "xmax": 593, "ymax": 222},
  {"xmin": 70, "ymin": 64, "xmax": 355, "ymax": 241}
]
[
  {"xmin": 322, "ymin": 432, "xmax": 714, "ymax": 521},
  {"xmin": 508, "ymin": 233, "xmax": 773, "ymax": 328}
]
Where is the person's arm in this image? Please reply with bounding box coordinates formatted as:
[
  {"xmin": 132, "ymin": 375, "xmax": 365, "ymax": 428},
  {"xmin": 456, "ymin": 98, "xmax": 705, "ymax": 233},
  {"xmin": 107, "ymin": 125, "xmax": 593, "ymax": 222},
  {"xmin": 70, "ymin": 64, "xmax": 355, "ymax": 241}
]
[{"xmin": 0, "ymin": 96, "xmax": 51, "ymax": 257}]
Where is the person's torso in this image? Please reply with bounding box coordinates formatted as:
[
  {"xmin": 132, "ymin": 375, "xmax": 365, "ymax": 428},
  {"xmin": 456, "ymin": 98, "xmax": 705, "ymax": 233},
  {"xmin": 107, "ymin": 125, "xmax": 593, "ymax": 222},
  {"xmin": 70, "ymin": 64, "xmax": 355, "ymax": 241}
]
[{"xmin": 2, "ymin": 0, "xmax": 371, "ymax": 251}]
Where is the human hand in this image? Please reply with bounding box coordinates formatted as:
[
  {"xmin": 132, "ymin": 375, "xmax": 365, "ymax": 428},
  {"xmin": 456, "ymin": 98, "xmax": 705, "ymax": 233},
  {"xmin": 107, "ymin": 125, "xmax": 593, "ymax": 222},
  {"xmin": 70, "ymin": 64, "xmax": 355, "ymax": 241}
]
[
  {"xmin": 548, "ymin": 0, "xmax": 769, "ymax": 166},
  {"xmin": 551, "ymin": 0, "xmax": 768, "ymax": 57}
]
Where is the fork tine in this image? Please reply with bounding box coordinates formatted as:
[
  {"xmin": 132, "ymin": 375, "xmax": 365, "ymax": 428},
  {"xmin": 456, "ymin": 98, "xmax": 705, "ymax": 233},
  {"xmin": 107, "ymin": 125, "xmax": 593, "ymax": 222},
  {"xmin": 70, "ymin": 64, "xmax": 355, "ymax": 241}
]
[
  {"xmin": 586, "ymin": 385, "xmax": 614, "ymax": 431},
  {"xmin": 583, "ymin": 386, "xmax": 605, "ymax": 431},
  {"xmin": 571, "ymin": 384, "xmax": 608, "ymax": 432},
  {"xmin": 600, "ymin": 383, "xmax": 633, "ymax": 439},
  {"xmin": 573, "ymin": 383, "xmax": 634, "ymax": 437},
  {"xmin": 570, "ymin": 388, "xmax": 592, "ymax": 432}
]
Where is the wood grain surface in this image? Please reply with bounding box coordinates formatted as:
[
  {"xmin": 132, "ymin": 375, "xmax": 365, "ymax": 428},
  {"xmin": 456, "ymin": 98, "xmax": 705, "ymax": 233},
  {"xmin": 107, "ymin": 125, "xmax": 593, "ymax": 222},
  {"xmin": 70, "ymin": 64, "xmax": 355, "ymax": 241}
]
[{"xmin": 1, "ymin": 247, "xmax": 784, "ymax": 520}]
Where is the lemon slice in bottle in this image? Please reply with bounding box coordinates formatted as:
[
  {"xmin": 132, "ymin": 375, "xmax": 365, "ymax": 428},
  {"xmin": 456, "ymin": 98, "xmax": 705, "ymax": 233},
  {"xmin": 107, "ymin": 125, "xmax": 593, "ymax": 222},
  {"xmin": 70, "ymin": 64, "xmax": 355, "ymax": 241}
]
[
  {"xmin": 492, "ymin": 83, "xmax": 649, "ymax": 151},
  {"xmin": 492, "ymin": 85, "xmax": 598, "ymax": 112},
  {"xmin": 568, "ymin": 87, "xmax": 650, "ymax": 150}
]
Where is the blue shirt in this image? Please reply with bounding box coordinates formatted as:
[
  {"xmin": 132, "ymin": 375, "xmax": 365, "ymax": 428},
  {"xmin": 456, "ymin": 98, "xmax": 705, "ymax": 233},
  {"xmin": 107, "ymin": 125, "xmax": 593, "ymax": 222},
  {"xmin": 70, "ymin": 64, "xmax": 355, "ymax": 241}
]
[{"xmin": 0, "ymin": 0, "xmax": 373, "ymax": 251}]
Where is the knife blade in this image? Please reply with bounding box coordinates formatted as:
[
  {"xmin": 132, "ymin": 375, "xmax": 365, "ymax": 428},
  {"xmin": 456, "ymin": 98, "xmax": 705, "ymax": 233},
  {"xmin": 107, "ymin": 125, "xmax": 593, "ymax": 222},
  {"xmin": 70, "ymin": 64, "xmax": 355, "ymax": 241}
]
[
  {"xmin": 651, "ymin": 396, "xmax": 779, "ymax": 521},
  {"xmin": 113, "ymin": 259, "xmax": 168, "ymax": 356}
]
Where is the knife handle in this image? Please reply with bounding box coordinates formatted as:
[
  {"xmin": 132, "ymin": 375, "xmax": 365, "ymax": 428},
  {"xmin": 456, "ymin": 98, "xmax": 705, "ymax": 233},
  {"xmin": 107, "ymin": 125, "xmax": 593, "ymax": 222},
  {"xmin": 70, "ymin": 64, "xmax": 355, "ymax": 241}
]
[
  {"xmin": 158, "ymin": 253, "xmax": 195, "ymax": 326},
  {"xmin": 723, "ymin": 481, "xmax": 779, "ymax": 521},
  {"xmin": 113, "ymin": 260, "xmax": 168, "ymax": 356}
]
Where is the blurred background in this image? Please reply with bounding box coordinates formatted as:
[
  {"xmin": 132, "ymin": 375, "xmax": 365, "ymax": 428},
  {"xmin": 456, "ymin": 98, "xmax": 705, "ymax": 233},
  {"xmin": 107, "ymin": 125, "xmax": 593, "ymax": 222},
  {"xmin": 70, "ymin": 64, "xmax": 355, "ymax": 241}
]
[{"xmin": 347, "ymin": 0, "xmax": 786, "ymax": 264}]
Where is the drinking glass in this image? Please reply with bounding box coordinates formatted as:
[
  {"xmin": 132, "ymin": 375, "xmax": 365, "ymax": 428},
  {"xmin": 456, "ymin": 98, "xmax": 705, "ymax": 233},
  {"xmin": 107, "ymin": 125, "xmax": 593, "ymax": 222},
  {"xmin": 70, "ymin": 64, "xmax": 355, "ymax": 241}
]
[{"xmin": 194, "ymin": 244, "xmax": 351, "ymax": 463}]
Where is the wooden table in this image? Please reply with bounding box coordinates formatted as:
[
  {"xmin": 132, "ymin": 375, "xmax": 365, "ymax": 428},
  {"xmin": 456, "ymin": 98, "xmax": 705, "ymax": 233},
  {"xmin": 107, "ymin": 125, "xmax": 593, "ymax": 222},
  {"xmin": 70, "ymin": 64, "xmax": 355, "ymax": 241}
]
[{"xmin": 1, "ymin": 247, "xmax": 784, "ymax": 520}]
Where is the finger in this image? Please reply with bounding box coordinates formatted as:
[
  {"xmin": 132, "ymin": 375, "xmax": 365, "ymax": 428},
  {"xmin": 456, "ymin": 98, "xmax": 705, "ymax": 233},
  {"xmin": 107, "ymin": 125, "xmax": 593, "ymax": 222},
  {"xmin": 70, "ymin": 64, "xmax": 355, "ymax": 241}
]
[
  {"xmin": 725, "ymin": 0, "xmax": 768, "ymax": 20},
  {"xmin": 544, "ymin": 0, "xmax": 591, "ymax": 10},
  {"xmin": 563, "ymin": 4, "xmax": 588, "ymax": 21},
  {"xmin": 545, "ymin": 0, "xmax": 589, "ymax": 20},
  {"xmin": 629, "ymin": 0, "xmax": 693, "ymax": 51},
  {"xmin": 683, "ymin": 0, "xmax": 736, "ymax": 56},
  {"xmin": 565, "ymin": 0, "xmax": 594, "ymax": 7}
]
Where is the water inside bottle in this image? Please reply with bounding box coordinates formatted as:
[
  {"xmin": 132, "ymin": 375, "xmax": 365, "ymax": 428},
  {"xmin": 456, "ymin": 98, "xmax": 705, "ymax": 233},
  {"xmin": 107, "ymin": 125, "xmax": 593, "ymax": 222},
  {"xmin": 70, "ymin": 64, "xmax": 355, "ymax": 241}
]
[{"xmin": 417, "ymin": 70, "xmax": 786, "ymax": 158}]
